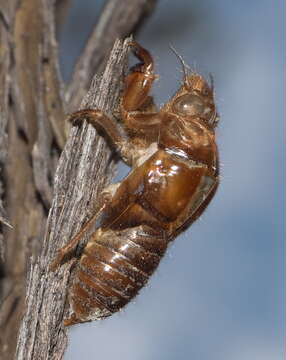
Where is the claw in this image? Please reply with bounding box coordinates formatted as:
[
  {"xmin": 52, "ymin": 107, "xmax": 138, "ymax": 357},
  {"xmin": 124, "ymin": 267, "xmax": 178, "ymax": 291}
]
[{"xmin": 49, "ymin": 250, "xmax": 65, "ymax": 272}]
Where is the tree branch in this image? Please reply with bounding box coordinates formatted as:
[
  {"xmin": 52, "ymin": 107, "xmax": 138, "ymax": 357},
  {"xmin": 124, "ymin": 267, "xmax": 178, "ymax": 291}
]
[
  {"xmin": 16, "ymin": 38, "xmax": 130, "ymax": 360},
  {"xmin": 0, "ymin": 0, "xmax": 158, "ymax": 358},
  {"xmin": 0, "ymin": 0, "xmax": 69, "ymax": 357}
]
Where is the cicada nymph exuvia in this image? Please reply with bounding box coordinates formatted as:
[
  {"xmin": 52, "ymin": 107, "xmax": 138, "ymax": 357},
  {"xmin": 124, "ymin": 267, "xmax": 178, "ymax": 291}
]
[{"xmin": 51, "ymin": 41, "xmax": 219, "ymax": 326}]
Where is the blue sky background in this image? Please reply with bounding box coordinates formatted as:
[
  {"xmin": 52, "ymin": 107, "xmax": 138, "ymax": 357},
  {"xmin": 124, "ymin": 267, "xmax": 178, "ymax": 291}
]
[{"xmin": 60, "ymin": 1, "xmax": 286, "ymax": 359}]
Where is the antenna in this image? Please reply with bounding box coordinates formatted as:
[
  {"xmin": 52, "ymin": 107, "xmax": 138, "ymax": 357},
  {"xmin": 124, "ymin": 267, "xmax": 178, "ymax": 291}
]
[{"xmin": 169, "ymin": 44, "xmax": 191, "ymax": 86}]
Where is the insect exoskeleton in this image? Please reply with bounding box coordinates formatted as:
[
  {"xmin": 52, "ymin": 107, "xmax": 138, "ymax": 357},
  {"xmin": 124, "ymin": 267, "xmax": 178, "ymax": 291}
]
[{"xmin": 51, "ymin": 41, "xmax": 219, "ymax": 326}]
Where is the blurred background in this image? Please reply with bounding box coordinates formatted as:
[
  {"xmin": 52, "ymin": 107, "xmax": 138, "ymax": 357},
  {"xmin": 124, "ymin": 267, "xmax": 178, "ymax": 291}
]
[{"xmin": 59, "ymin": 1, "xmax": 286, "ymax": 359}]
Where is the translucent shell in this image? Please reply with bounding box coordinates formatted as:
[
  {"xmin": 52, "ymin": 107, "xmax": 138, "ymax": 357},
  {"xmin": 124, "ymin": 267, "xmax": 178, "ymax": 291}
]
[
  {"xmin": 52, "ymin": 42, "xmax": 220, "ymax": 326},
  {"xmin": 172, "ymin": 94, "xmax": 205, "ymax": 116}
]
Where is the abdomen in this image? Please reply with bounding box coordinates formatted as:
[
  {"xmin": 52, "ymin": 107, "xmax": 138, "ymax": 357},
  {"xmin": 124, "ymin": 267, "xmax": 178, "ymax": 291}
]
[
  {"xmin": 69, "ymin": 225, "xmax": 167, "ymax": 322},
  {"xmin": 68, "ymin": 150, "xmax": 217, "ymax": 323}
]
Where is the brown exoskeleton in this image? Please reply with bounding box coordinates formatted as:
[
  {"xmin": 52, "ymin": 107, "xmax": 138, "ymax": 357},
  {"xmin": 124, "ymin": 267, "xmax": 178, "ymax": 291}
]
[{"xmin": 51, "ymin": 41, "xmax": 219, "ymax": 326}]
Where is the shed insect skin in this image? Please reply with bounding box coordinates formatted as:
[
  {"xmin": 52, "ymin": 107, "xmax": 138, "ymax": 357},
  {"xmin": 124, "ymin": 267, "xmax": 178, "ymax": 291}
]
[{"xmin": 51, "ymin": 41, "xmax": 220, "ymax": 326}]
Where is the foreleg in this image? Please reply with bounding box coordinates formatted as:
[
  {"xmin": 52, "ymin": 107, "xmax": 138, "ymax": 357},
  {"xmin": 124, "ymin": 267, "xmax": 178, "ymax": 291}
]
[{"xmin": 121, "ymin": 42, "xmax": 162, "ymax": 140}]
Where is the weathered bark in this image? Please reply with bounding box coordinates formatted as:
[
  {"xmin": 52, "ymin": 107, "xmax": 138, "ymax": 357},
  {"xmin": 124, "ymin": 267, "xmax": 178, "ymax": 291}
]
[
  {"xmin": 0, "ymin": 1, "xmax": 65, "ymax": 358},
  {"xmin": 0, "ymin": 0, "xmax": 158, "ymax": 359},
  {"xmin": 16, "ymin": 38, "xmax": 130, "ymax": 360}
]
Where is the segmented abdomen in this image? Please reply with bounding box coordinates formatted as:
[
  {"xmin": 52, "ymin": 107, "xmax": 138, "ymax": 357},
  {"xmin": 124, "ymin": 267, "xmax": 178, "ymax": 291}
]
[
  {"xmin": 69, "ymin": 225, "xmax": 167, "ymax": 322},
  {"xmin": 68, "ymin": 149, "xmax": 217, "ymax": 324}
]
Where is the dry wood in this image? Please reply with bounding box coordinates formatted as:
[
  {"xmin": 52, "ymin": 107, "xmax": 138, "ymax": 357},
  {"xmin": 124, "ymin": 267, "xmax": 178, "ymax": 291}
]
[
  {"xmin": 0, "ymin": 1, "xmax": 64, "ymax": 358},
  {"xmin": 16, "ymin": 39, "xmax": 130, "ymax": 360},
  {"xmin": 0, "ymin": 0, "xmax": 158, "ymax": 359},
  {"xmin": 0, "ymin": 2, "xmax": 12, "ymax": 262}
]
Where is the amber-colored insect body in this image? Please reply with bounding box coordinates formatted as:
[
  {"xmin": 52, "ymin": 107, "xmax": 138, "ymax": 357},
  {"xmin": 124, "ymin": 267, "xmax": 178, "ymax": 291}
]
[{"xmin": 51, "ymin": 41, "xmax": 219, "ymax": 326}]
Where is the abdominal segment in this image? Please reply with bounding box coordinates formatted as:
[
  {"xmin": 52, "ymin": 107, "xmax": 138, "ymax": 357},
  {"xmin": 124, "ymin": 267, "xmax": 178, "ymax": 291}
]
[{"xmin": 69, "ymin": 225, "xmax": 167, "ymax": 323}]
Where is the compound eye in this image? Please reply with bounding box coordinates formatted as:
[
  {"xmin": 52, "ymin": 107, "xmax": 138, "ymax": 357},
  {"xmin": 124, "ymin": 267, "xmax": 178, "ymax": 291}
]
[{"xmin": 172, "ymin": 94, "xmax": 205, "ymax": 116}]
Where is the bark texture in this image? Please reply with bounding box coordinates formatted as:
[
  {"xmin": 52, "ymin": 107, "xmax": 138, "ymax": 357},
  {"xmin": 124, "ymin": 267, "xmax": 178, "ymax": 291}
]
[
  {"xmin": 0, "ymin": 0, "xmax": 158, "ymax": 359},
  {"xmin": 16, "ymin": 38, "xmax": 130, "ymax": 360}
]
